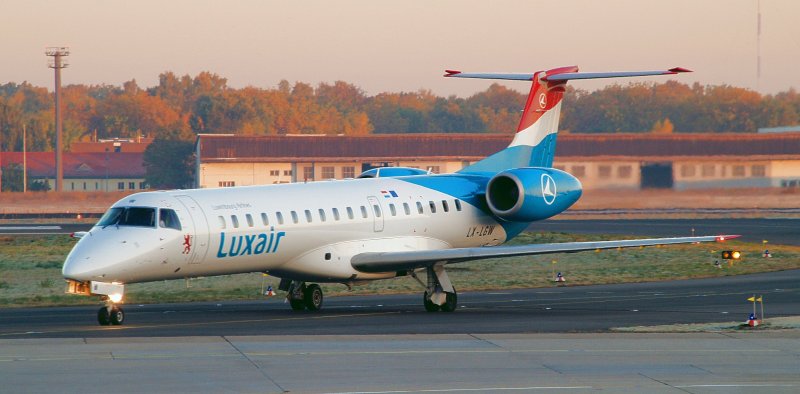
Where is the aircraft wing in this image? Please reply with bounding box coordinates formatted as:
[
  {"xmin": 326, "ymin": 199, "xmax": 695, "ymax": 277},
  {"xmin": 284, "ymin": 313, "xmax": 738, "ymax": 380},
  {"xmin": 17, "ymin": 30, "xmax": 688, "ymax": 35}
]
[{"xmin": 351, "ymin": 235, "xmax": 738, "ymax": 273}]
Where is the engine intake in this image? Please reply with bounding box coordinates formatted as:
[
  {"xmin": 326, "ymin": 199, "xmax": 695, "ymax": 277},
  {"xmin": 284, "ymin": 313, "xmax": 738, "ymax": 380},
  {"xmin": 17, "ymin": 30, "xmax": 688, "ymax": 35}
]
[{"xmin": 486, "ymin": 167, "xmax": 582, "ymax": 222}]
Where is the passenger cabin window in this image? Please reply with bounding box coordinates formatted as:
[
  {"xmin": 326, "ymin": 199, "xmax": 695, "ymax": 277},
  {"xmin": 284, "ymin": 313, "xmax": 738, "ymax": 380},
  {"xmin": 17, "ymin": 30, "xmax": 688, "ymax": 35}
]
[
  {"xmin": 372, "ymin": 204, "xmax": 381, "ymax": 218},
  {"xmin": 429, "ymin": 201, "xmax": 437, "ymax": 213},
  {"xmin": 442, "ymin": 200, "xmax": 449, "ymax": 213},
  {"xmin": 332, "ymin": 208, "xmax": 340, "ymax": 221},
  {"xmin": 291, "ymin": 211, "xmax": 299, "ymax": 224},
  {"xmin": 261, "ymin": 213, "xmax": 269, "ymax": 226},
  {"xmin": 276, "ymin": 212, "xmax": 284, "ymax": 225},
  {"xmin": 218, "ymin": 216, "xmax": 226, "ymax": 229},
  {"xmin": 403, "ymin": 203, "xmax": 410, "ymax": 215},
  {"xmin": 360, "ymin": 206, "xmax": 368, "ymax": 218},
  {"xmin": 231, "ymin": 215, "xmax": 239, "ymax": 228},
  {"xmin": 455, "ymin": 200, "xmax": 462, "ymax": 211},
  {"xmin": 305, "ymin": 210, "xmax": 313, "ymax": 223},
  {"xmin": 245, "ymin": 214, "xmax": 254, "ymax": 227},
  {"xmin": 159, "ymin": 209, "xmax": 181, "ymax": 230},
  {"xmin": 346, "ymin": 207, "xmax": 354, "ymax": 220},
  {"xmin": 97, "ymin": 207, "xmax": 156, "ymax": 228},
  {"xmin": 319, "ymin": 209, "xmax": 327, "ymax": 222},
  {"xmin": 416, "ymin": 201, "xmax": 424, "ymax": 214},
  {"xmin": 389, "ymin": 204, "xmax": 397, "ymax": 216}
]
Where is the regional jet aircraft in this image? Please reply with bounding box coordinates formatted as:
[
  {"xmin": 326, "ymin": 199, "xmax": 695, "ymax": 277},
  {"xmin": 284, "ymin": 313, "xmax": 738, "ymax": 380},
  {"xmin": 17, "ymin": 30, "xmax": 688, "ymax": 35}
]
[{"xmin": 62, "ymin": 66, "xmax": 737, "ymax": 325}]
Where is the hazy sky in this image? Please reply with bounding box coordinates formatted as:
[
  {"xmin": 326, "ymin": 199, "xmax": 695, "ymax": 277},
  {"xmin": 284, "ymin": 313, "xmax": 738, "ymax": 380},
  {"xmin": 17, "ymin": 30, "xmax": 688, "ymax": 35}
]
[{"xmin": 1, "ymin": 0, "xmax": 798, "ymax": 97}]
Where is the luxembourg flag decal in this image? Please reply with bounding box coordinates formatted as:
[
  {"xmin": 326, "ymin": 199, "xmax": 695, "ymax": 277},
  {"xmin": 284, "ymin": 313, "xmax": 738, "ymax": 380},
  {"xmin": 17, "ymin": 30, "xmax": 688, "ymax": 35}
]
[{"xmin": 381, "ymin": 190, "xmax": 399, "ymax": 198}]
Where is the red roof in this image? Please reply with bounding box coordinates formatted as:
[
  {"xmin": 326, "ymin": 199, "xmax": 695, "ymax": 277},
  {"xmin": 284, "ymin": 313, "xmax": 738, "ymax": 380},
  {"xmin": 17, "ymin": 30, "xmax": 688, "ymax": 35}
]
[
  {"xmin": 0, "ymin": 152, "xmax": 145, "ymax": 178},
  {"xmin": 197, "ymin": 133, "xmax": 800, "ymax": 162}
]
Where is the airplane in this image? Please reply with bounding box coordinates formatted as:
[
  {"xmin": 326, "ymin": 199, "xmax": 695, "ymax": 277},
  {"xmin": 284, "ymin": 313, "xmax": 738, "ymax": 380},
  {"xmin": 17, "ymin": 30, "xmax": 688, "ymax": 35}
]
[{"xmin": 62, "ymin": 65, "xmax": 737, "ymax": 325}]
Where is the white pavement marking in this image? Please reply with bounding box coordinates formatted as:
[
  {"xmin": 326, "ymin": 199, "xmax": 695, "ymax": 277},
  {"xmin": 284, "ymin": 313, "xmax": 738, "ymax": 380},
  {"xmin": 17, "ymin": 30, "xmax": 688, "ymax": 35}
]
[
  {"xmin": 331, "ymin": 386, "xmax": 594, "ymax": 394},
  {"xmin": 0, "ymin": 226, "xmax": 62, "ymax": 230}
]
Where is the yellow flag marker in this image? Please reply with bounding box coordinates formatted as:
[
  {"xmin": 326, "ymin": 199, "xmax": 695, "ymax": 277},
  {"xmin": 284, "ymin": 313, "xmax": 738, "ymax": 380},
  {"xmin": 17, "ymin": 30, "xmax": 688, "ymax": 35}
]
[
  {"xmin": 756, "ymin": 296, "xmax": 763, "ymax": 302},
  {"xmin": 747, "ymin": 296, "xmax": 756, "ymax": 302}
]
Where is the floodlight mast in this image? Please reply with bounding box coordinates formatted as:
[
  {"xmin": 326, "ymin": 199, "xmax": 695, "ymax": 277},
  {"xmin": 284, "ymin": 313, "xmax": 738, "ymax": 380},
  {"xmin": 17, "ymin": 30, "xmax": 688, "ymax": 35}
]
[{"xmin": 46, "ymin": 47, "xmax": 69, "ymax": 192}]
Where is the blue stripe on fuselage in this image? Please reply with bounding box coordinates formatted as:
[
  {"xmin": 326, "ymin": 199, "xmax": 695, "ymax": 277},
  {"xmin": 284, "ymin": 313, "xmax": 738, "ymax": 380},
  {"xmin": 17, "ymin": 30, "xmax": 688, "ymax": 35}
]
[{"xmin": 398, "ymin": 173, "xmax": 529, "ymax": 240}]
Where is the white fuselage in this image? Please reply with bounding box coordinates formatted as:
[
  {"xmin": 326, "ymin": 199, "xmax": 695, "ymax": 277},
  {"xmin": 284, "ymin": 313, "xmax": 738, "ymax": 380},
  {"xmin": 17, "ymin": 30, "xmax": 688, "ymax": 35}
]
[{"xmin": 62, "ymin": 175, "xmax": 508, "ymax": 285}]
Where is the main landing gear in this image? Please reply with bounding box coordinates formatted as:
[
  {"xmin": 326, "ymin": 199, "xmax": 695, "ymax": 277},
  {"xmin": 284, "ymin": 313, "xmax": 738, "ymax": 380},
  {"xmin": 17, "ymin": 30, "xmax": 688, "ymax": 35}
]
[
  {"xmin": 415, "ymin": 265, "xmax": 457, "ymax": 312},
  {"xmin": 281, "ymin": 280, "xmax": 324, "ymax": 311},
  {"xmin": 97, "ymin": 297, "xmax": 125, "ymax": 326}
]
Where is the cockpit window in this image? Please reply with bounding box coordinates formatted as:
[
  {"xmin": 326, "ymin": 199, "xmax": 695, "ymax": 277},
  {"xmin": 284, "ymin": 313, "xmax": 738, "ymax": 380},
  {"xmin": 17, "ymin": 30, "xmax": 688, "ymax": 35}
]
[
  {"xmin": 97, "ymin": 207, "xmax": 156, "ymax": 228},
  {"xmin": 159, "ymin": 209, "xmax": 181, "ymax": 230}
]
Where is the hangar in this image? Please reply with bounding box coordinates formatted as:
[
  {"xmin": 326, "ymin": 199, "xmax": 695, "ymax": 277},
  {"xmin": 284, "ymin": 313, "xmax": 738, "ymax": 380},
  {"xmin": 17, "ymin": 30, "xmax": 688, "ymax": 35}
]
[{"xmin": 195, "ymin": 132, "xmax": 800, "ymax": 191}]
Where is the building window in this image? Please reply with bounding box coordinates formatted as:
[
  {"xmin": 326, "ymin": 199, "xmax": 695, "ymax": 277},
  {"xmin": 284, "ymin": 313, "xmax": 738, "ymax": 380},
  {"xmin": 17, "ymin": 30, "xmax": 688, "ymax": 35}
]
[
  {"xmin": 321, "ymin": 166, "xmax": 335, "ymax": 179},
  {"xmin": 617, "ymin": 165, "xmax": 632, "ymax": 179},
  {"xmin": 71, "ymin": 182, "xmax": 75, "ymax": 190},
  {"xmin": 428, "ymin": 166, "xmax": 440, "ymax": 174},
  {"xmin": 303, "ymin": 167, "xmax": 314, "ymax": 181},
  {"xmin": 118, "ymin": 182, "xmax": 125, "ymax": 190},
  {"xmin": 95, "ymin": 182, "xmax": 99, "ymax": 190},
  {"xmin": 572, "ymin": 165, "xmax": 586, "ymax": 177},
  {"xmin": 342, "ymin": 166, "xmax": 355, "ymax": 178},
  {"xmin": 681, "ymin": 165, "xmax": 696, "ymax": 177},
  {"xmin": 129, "ymin": 182, "xmax": 135, "ymax": 189},
  {"xmin": 139, "ymin": 182, "xmax": 146, "ymax": 189},
  {"xmin": 701, "ymin": 164, "xmax": 715, "ymax": 177},
  {"xmin": 83, "ymin": 182, "xmax": 87, "ymax": 190},
  {"xmin": 751, "ymin": 165, "xmax": 766, "ymax": 177},
  {"xmin": 283, "ymin": 170, "xmax": 292, "ymax": 176},
  {"xmin": 219, "ymin": 181, "xmax": 235, "ymax": 187},
  {"xmin": 732, "ymin": 165, "xmax": 745, "ymax": 177},
  {"xmin": 269, "ymin": 170, "xmax": 280, "ymax": 176},
  {"xmin": 598, "ymin": 165, "xmax": 611, "ymax": 179}
]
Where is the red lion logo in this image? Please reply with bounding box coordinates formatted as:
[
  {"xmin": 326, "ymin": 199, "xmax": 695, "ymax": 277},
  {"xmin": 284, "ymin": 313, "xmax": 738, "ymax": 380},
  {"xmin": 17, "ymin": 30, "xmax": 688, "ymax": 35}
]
[{"xmin": 183, "ymin": 234, "xmax": 192, "ymax": 254}]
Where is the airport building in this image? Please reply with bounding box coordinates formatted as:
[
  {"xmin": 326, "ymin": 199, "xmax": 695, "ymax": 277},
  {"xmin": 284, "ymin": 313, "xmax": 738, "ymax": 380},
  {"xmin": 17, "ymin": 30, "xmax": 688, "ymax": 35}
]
[
  {"xmin": 0, "ymin": 151, "xmax": 147, "ymax": 192},
  {"xmin": 195, "ymin": 132, "xmax": 800, "ymax": 190}
]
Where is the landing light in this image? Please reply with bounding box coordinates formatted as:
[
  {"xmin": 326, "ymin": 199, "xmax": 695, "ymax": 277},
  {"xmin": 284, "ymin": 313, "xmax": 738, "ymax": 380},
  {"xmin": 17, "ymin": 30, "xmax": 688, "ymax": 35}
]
[{"xmin": 109, "ymin": 293, "xmax": 123, "ymax": 303}]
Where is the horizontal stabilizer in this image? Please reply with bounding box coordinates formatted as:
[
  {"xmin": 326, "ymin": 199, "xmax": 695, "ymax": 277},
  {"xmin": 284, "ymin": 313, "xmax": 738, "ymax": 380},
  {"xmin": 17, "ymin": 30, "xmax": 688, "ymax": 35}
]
[
  {"xmin": 444, "ymin": 67, "xmax": 691, "ymax": 82},
  {"xmin": 352, "ymin": 234, "xmax": 737, "ymax": 273}
]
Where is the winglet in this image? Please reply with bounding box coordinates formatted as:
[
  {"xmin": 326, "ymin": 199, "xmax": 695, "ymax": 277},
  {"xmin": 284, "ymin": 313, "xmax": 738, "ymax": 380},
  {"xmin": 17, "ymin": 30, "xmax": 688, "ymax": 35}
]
[
  {"xmin": 444, "ymin": 70, "xmax": 461, "ymax": 77},
  {"xmin": 668, "ymin": 67, "xmax": 692, "ymax": 73}
]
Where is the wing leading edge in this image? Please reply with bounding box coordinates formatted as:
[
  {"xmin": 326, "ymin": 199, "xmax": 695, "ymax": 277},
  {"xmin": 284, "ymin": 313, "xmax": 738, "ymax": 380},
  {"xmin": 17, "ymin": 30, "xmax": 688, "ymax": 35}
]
[{"xmin": 351, "ymin": 235, "xmax": 739, "ymax": 273}]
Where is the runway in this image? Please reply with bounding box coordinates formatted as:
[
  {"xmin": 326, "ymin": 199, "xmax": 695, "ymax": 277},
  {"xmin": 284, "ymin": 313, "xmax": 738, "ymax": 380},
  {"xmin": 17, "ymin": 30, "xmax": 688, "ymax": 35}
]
[{"xmin": 2, "ymin": 269, "xmax": 797, "ymax": 339}]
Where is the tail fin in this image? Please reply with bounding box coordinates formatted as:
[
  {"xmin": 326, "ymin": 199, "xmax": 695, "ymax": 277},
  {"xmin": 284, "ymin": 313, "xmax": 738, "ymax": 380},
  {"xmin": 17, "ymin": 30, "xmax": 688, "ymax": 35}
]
[{"xmin": 450, "ymin": 66, "xmax": 691, "ymax": 174}]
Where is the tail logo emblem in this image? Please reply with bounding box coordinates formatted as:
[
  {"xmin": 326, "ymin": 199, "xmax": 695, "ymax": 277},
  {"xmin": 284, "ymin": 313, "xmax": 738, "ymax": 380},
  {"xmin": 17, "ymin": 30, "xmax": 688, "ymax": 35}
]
[
  {"xmin": 541, "ymin": 174, "xmax": 557, "ymax": 205},
  {"xmin": 538, "ymin": 93, "xmax": 547, "ymax": 109}
]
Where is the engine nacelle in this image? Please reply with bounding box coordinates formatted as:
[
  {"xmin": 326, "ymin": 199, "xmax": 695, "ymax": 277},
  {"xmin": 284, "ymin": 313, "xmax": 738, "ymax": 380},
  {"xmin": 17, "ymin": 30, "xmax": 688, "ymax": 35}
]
[{"xmin": 486, "ymin": 167, "xmax": 582, "ymax": 222}]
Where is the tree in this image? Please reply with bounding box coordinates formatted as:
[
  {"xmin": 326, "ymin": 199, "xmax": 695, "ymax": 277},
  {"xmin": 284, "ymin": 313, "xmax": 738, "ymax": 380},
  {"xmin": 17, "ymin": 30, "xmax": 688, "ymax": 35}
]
[{"xmin": 143, "ymin": 137, "xmax": 195, "ymax": 189}]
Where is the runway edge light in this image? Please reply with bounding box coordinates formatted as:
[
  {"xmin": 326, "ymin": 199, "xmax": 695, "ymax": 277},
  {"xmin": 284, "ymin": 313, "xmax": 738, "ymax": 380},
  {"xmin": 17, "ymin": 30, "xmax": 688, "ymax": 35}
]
[{"xmin": 721, "ymin": 250, "xmax": 742, "ymax": 260}]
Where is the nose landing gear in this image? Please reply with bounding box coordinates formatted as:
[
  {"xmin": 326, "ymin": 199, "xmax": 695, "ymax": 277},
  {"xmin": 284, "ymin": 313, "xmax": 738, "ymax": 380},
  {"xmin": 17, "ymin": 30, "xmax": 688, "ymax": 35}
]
[{"xmin": 98, "ymin": 304, "xmax": 125, "ymax": 325}]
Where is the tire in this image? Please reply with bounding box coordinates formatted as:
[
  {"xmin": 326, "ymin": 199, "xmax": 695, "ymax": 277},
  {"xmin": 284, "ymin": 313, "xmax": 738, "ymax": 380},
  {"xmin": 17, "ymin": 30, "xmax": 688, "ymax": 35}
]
[
  {"xmin": 423, "ymin": 291, "xmax": 440, "ymax": 312},
  {"xmin": 440, "ymin": 288, "xmax": 457, "ymax": 312},
  {"xmin": 97, "ymin": 307, "xmax": 111, "ymax": 325},
  {"xmin": 289, "ymin": 298, "xmax": 306, "ymax": 311},
  {"xmin": 304, "ymin": 284, "xmax": 323, "ymax": 311},
  {"xmin": 109, "ymin": 307, "xmax": 125, "ymax": 325}
]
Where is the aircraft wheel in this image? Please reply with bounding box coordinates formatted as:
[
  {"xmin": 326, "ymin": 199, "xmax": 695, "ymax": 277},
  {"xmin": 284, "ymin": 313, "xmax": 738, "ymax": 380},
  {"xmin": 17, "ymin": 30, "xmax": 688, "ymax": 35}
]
[
  {"xmin": 304, "ymin": 284, "xmax": 324, "ymax": 311},
  {"xmin": 423, "ymin": 291, "xmax": 440, "ymax": 312},
  {"xmin": 289, "ymin": 298, "xmax": 306, "ymax": 311},
  {"xmin": 440, "ymin": 288, "xmax": 457, "ymax": 312},
  {"xmin": 109, "ymin": 306, "xmax": 125, "ymax": 325},
  {"xmin": 97, "ymin": 307, "xmax": 111, "ymax": 325}
]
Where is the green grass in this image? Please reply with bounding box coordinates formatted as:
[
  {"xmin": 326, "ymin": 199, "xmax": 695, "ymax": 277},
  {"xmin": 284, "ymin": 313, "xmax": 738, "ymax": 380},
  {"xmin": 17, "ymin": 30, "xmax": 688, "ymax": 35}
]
[{"xmin": 1, "ymin": 233, "xmax": 799, "ymax": 308}]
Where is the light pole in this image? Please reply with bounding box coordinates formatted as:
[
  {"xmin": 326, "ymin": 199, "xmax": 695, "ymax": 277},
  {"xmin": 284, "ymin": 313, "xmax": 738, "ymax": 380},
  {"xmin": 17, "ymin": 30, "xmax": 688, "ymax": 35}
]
[{"xmin": 46, "ymin": 47, "xmax": 69, "ymax": 192}]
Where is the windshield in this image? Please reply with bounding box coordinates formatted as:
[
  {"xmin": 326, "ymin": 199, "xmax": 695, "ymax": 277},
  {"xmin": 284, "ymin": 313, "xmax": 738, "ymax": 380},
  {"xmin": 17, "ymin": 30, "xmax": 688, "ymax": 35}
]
[{"xmin": 96, "ymin": 207, "xmax": 156, "ymax": 228}]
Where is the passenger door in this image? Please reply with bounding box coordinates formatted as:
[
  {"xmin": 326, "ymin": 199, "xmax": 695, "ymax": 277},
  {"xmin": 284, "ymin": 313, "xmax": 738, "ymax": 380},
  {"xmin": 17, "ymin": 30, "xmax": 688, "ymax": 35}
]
[{"xmin": 175, "ymin": 195, "xmax": 210, "ymax": 264}]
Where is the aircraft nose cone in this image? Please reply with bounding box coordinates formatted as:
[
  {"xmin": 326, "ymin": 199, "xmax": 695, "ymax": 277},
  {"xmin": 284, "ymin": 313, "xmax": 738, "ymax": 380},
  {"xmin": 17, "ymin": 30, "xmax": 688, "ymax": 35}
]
[{"xmin": 62, "ymin": 254, "xmax": 90, "ymax": 281}]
